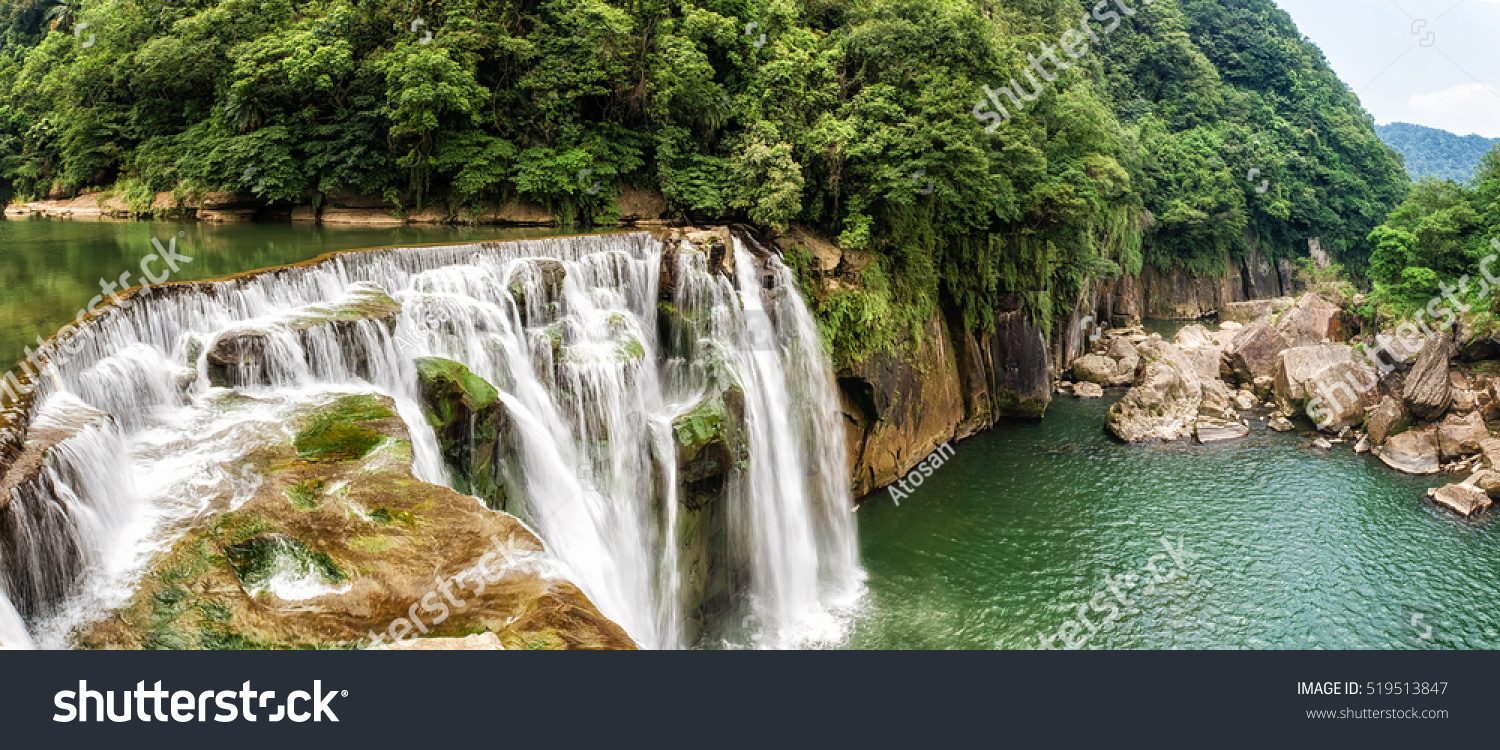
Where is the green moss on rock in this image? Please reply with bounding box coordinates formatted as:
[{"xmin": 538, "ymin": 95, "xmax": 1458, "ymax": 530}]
[{"xmin": 293, "ymin": 395, "xmax": 395, "ymax": 462}]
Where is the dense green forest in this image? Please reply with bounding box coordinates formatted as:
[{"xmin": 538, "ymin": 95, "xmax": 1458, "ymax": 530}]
[
  {"xmin": 1376, "ymin": 122, "xmax": 1500, "ymax": 184},
  {"xmin": 1365, "ymin": 148, "xmax": 1500, "ymax": 318},
  {"xmin": 0, "ymin": 0, "xmax": 1409, "ymax": 361}
]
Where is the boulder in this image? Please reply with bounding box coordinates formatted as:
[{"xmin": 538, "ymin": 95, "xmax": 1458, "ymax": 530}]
[
  {"xmin": 1451, "ymin": 389, "xmax": 1477, "ymax": 414},
  {"xmin": 1196, "ymin": 421, "xmax": 1249, "ymax": 443},
  {"xmin": 1402, "ymin": 334, "xmax": 1452, "ymax": 422},
  {"xmin": 1427, "ymin": 483, "xmax": 1491, "ymax": 517},
  {"xmin": 1226, "ymin": 321, "xmax": 1291, "ymax": 385},
  {"xmin": 1272, "ymin": 344, "xmax": 1374, "ymax": 431},
  {"xmin": 1313, "ymin": 437, "xmax": 1333, "ymax": 450},
  {"xmin": 1436, "ymin": 411, "xmax": 1489, "ymax": 462},
  {"xmin": 1481, "ymin": 437, "xmax": 1500, "ymax": 470},
  {"xmin": 1233, "ymin": 390, "xmax": 1258, "ymax": 410},
  {"xmin": 1105, "ymin": 340, "xmax": 1202, "ymax": 442},
  {"xmin": 1375, "ymin": 428, "xmax": 1440, "ymax": 475},
  {"xmin": 1076, "ymin": 336, "xmax": 1142, "ymax": 386},
  {"xmin": 1074, "ymin": 382, "xmax": 1103, "ymax": 399},
  {"xmin": 1455, "ymin": 318, "xmax": 1500, "ymax": 362},
  {"xmin": 1219, "ymin": 298, "xmax": 1294, "ymax": 324},
  {"xmin": 1178, "ymin": 345, "xmax": 1225, "ymax": 384},
  {"xmin": 1194, "ymin": 379, "xmax": 1247, "ymax": 442},
  {"xmin": 1268, "ymin": 416, "xmax": 1295, "ymax": 432},
  {"xmin": 1071, "ymin": 355, "xmax": 1117, "ymax": 386},
  {"xmin": 1171, "ymin": 324, "xmax": 1214, "ymax": 349},
  {"xmin": 1474, "ymin": 469, "xmax": 1500, "ymax": 499},
  {"xmin": 1198, "ymin": 379, "xmax": 1238, "ymax": 422},
  {"xmin": 1365, "ymin": 396, "xmax": 1408, "ymax": 446},
  {"xmin": 415, "ymin": 357, "xmax": 514, "ymax": 510},
  {"xmin": 1275, "ymin": 293, "xmax": 1343, "ymax": 347},
  {"xmin": 508, "ymin": 259, "xmax": 568, "ymax": 326}
]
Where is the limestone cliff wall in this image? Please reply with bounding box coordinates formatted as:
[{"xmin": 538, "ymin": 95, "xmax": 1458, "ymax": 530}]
[{"xmin": 783, "ymin": 226, "xmax": 1316, "ymax": 500}]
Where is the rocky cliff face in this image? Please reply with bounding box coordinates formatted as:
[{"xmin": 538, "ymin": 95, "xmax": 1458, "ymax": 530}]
[{"xmin": 780, "ymin": 226, "xmax": 1315, "ymax": 499}]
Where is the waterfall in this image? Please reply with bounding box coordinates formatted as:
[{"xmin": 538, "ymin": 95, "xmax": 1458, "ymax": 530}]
[{"xmin": 0, "ymin": 231, "xmax": 864, "ymax": 649}]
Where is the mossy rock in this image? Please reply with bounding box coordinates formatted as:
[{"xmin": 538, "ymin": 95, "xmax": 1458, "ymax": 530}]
[
  {"xmin": 415, "ymin": 357, "xmax": 500, "ymax": 427},
  {"xmin": 78, "ymin": 391, "xmax": 635, "ymax": 651},
  {"xmin": 672, "ymin": 387, "xmax": 746, "ymax": 510},
  {"xmin": 292, "ymin": 394, "xmax": 396, "ymax": 463},
  {"xmin": 414, "ymin": 357, "xmax": 513, "ymax": 510}
]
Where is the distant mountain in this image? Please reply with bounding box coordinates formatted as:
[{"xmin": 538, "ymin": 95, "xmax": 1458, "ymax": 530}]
[{"xmin": 1376, "ymin": 122, "xmax": 1500, "ymax": 183}]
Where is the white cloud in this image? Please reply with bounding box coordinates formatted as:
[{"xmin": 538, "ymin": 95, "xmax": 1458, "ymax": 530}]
[{"xmin": 1407, "ymin": 84, "xmax": 1500, "ymax": 137}]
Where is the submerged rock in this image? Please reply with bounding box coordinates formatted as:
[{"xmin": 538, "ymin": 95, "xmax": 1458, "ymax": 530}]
[
  {"xmin": 1427, "ymin": 483, "xmax": 1491, "ymax": 517},
  {"xmin": 1074, "ymin": 382, "xmax": 1103, "ymax": 399},
  {"xmin": 81, "ymin": 392, "xmax": 635, "ymax": 650},
  {"xmin": 1375, "ymin": 427, "xmax": 1440, "ymax": 475}
]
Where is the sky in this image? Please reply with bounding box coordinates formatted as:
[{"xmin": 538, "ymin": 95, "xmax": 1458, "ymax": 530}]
[{"xmin": 1272, "ymin": 0, "xmax": 1500, "ymax": 137}]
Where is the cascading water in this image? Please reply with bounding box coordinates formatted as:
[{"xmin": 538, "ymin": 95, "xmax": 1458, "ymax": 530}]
[{"xmin": 0, "ymin": 231, "xmax": 863, "ymax": 649}]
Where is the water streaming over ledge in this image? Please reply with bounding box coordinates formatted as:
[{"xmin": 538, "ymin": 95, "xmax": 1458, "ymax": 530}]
[{"xmin": 0, "ymin": 231, "xmax": 864, "ymax": 649}]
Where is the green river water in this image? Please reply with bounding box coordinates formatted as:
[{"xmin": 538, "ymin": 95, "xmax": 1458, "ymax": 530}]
[
  {"xmin": 3, "ymin": 217, "xmax": 1492, "ymax": 650},
  {"xmin": 0, "ymin": 216, "xmax": 581, "ymax": 368}
]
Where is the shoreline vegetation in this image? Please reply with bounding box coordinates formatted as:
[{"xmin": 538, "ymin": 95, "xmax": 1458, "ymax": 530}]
[{"xmin": 0, "ymin": 0, "xmax": 1410, "ymax": 368}]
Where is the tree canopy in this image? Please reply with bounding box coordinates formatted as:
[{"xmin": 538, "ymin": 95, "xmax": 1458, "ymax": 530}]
[{"xmin": 0, "ymin": 0, "xmax": 1410, "ymax": 362}]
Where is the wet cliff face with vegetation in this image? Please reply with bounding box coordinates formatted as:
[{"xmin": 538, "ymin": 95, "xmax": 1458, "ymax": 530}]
[{"xmin": 0, "ymin": 0, "xmax": 1407, "ymax": 366}]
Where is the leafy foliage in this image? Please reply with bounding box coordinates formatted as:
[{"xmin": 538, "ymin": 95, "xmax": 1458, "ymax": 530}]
[
  {"xmin": 1377, "ymin": 122, "xmax": 1500, "ymax": 184},
  {"xmin": 0, "ymin": 0, "xmax": 1409, "ymax": 364}
]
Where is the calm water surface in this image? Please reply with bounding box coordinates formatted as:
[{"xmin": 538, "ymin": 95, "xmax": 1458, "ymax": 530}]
[
  {"xmin": 847, "ymin": 389, "xmax": 1497, "ymax": 649},
  {"xmin": 0, "ymin": 216, "xmax": 598, "ymax": 369}
]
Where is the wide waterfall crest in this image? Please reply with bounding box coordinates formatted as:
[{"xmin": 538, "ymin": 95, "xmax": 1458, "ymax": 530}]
[{"xmin": 0, "ymin": 231, "xmax": 863, "ymax": 649}]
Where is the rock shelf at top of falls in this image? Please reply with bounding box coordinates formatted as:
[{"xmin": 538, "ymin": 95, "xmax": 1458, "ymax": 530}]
[
  {"xmin": 81, "ymin": 391, "xmax": 636, "ymax": 650},
  {"xmin": 0, "ymin": 229, "xmax": 863, "ymax": 650}
]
